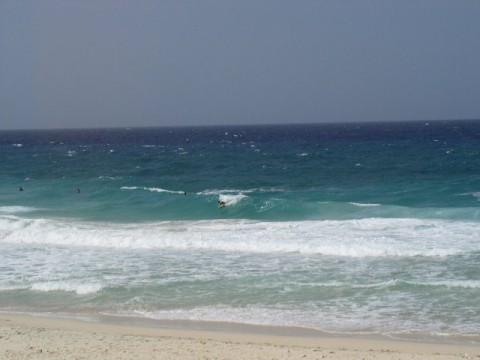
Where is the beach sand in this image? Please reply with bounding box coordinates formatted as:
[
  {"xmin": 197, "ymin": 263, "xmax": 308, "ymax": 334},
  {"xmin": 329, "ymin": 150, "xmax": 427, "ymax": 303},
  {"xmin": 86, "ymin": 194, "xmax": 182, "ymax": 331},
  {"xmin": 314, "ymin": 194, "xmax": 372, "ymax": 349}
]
[{"xmin": 0, "ymin": 314, "xmax": 479, "ymax": 359}]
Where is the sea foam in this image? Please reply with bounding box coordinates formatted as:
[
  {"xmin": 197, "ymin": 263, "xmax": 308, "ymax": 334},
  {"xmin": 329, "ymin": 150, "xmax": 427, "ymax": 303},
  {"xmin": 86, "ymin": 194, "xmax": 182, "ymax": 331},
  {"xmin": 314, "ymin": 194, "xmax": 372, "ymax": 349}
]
[
  {"xmin": 121, "ymin": 186, "xmax": 184, "ymax": 194},
  {"xmin": 1, "ymin": 216, "xmax": 478, "ymax": 257},
  {"xmin": 0, "ymin": 206, "xmax": 38, "ymax": 214},
  {"xmin": 31, "ymin": 282, "xmax": 103, "ymax": 295}
]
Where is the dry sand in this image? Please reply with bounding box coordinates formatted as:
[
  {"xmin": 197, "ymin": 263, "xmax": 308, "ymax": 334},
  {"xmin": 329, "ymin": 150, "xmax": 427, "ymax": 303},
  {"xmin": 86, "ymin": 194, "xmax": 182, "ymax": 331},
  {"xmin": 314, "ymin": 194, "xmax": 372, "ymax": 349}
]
[{"xmin": 1, "ymin": 313, "xmax": 479, "ymax": 359}]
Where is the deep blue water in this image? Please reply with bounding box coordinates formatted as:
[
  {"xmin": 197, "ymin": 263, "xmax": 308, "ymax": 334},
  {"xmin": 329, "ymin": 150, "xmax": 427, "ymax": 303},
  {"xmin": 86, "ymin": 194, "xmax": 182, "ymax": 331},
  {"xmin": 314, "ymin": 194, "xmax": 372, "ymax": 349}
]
[{"xmin": 2, "ymin": 120, "xmax": 480, "ymax": 221}]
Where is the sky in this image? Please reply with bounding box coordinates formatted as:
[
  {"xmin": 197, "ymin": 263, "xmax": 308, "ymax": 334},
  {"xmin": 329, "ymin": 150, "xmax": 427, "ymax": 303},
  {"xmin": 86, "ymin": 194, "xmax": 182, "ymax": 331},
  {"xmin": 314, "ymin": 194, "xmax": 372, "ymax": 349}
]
[{"xmin": 1, "ymin": 1, "xmax": 480, "ymax": 130}]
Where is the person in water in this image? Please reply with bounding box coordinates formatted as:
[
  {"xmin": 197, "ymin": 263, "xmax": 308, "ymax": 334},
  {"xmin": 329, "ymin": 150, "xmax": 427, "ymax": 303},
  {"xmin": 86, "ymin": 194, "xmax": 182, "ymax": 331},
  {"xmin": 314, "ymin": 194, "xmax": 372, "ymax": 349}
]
[
  {"xmin": 19, "ymin": 186, "xmax": 23, "ymax": 192},
  {"xmin": 76, "ymin": 188, "xmax": 81, "ymax": 194},
  {"xmin": 218, "ymin": 200, "xmax": 226, "ymax": 208}
]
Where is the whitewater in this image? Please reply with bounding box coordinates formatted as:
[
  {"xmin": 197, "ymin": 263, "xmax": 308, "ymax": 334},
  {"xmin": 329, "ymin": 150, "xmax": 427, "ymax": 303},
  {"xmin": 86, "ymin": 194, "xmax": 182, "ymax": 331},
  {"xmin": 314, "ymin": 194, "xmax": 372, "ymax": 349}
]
[{"xmin": 1, "ymin": 121, "xmax": 479, "ymax": 342}]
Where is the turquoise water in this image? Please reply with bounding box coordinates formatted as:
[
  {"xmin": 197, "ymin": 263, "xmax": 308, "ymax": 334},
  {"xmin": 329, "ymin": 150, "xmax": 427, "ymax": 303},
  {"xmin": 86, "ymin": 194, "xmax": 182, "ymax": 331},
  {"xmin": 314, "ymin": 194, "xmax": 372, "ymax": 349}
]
[{"xmin": 1, "ymin": 121, "xmax": 479, "ymax": 340}]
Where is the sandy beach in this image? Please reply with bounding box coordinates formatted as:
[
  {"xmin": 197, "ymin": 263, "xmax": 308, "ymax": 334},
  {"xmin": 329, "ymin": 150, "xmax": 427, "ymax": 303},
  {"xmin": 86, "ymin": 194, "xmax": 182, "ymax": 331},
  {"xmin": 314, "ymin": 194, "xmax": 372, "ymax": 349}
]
[{"xmin": 0, "ymin": 314, "xmax": 478, "ymax": 360}]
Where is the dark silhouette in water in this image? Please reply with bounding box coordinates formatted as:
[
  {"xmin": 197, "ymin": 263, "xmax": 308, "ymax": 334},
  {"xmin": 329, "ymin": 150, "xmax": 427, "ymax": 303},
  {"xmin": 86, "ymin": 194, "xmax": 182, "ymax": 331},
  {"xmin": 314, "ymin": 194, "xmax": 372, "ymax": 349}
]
[{"xmin": 19, "ymin": 186, "xmax": 23, "ymax": 192}]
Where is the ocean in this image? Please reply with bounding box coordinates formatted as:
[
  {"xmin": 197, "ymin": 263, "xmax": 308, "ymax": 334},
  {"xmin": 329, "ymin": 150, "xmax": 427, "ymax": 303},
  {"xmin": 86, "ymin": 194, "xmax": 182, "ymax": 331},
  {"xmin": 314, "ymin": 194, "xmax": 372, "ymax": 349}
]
[{"xmin": 1, "ymin": 120, "xmax": 479, "ymax": 342}]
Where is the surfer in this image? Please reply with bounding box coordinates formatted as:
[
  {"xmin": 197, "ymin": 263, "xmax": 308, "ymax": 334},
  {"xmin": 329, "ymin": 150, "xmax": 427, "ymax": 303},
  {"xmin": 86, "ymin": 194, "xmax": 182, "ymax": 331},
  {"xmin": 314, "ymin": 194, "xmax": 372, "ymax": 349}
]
[
  {"xmin": 76, "ymin": 188, "xmax": 81, "ymax": 194},
  {"xmin": 218, "ymin": 200, "xmax": 226, "ymax": 208},
  {"xmin": 19, "ymin": 186, "xmax": 23, "ymax": 192}
]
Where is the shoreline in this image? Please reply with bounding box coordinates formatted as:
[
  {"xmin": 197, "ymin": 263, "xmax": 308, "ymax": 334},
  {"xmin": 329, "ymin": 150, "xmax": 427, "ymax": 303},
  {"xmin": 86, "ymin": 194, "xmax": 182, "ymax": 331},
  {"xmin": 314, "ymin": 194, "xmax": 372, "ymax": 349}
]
[
  {"xmin": 1, "ymin": 313, "xmax": 479, "ymax": 359},
  {"xmin": 3, "ymin": 310, "xmax": 479, "ymax": 344}
]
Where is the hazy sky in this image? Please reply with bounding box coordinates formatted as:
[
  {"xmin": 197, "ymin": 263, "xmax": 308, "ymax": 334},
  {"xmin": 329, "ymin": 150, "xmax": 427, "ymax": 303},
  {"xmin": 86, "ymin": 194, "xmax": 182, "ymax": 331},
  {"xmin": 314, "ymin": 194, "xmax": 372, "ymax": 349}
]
[{"xmin": 1, "ymin": 1, "xmax": 479, "ymax": 130}]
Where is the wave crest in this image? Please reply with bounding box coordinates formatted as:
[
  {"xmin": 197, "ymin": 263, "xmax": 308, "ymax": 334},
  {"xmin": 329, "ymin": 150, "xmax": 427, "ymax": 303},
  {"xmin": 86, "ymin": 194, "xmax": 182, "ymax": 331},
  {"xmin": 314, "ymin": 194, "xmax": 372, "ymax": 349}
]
[{"xmin": 1, "ymin": 216, "xmax": 479, "ymax": 257}]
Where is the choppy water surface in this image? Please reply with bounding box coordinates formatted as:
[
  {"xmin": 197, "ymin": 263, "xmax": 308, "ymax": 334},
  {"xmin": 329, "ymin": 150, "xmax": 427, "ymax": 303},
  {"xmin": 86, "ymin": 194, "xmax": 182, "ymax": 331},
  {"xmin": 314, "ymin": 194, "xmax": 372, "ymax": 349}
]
[{"xmin": 1, "ymin": 121, "xmax": 480, "ymax": 341}]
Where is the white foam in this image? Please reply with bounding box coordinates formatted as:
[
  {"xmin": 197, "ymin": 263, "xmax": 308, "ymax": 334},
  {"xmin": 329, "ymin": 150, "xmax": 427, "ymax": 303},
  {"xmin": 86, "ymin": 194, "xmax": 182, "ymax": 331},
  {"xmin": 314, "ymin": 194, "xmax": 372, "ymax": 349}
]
[
  {"xmin": 198, "ymin": 187, "xmax": 282, "ymax": 196},
  {"xmin": 1, "ymin": 216, "xmax": 479, "ymax": 257},
  {"xmin": 0, "ymin": 206, "xmax": 38, "ymax": 214},
  {"xmin": 218, "ymin": 194, "xmax": 247, "ymax": 206},
  {"xmin": 327, "ymin": 279, "xmax": 480, "ymax": 289},
  {"xmin": 271, "ymin": 279, "xmax": 480, "ymax": 290},
  {"xmin": 412, "ymin": 280, "xmax": 480, "ymax": 289},
  {"xmin": 0, "ymin": 285, "xmax": 29, "ymax": 291},
  {"xmin": 349, "ymin": 202, "xmax": 381, "ymax": 207},
  {"xmin": 12, "ymin": 143, "xmax": 23, "ymax": 147},
  {"xmin": 118, "ymin": 306, "xmax": 301, "ymax": 329},
  {"xmin": 121, "ymin": 186, "xmax": 184, "ymax": 194},
  {"xmin": 198, "ymin": 189, "xmax": 255, "ymax": 195},
  {"xmin": 31, "ymin": 282, "xmax": 103, "ymax": 295},
  {"xmin": 466, "ymin": 192, "xmax": 480, "ymax": 200}
]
